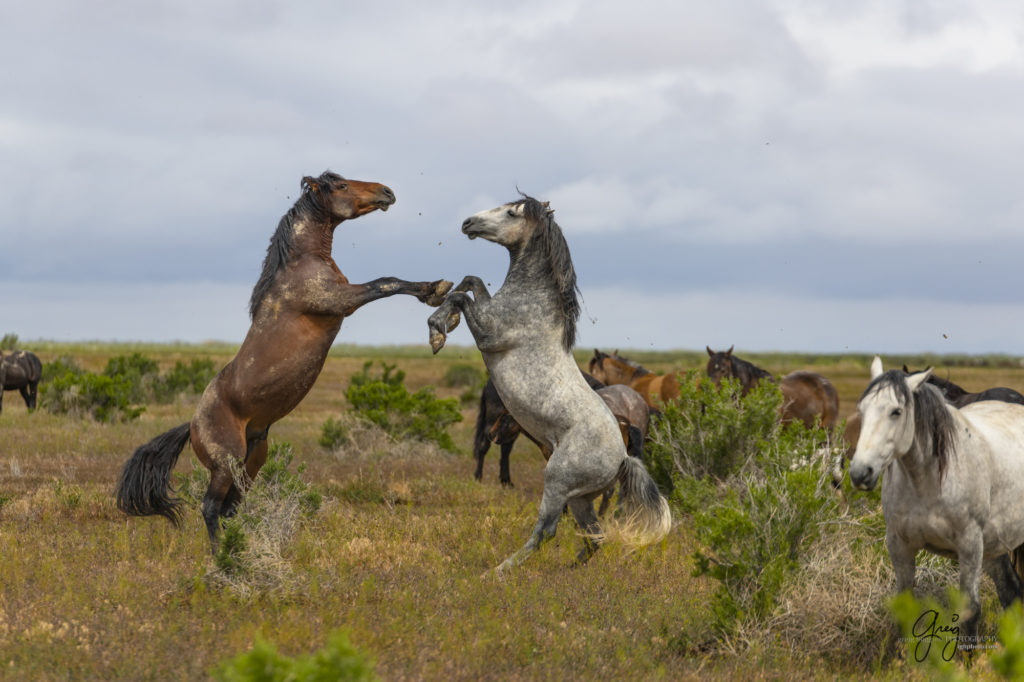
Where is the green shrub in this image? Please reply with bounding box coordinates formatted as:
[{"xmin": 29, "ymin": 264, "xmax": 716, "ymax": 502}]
[
  {"xmin": 442, "ymin": 363, "xmax": 484, "ymax": 389},
  {"xmin": 319, "ymin": 417, "xmax": 350, "ymax": 450},
  {"xmin": 993, "ymin": 601, "xmax": 1024, "ymax": 678},
  {"xmin": 888, "ymin": 589, "xmax": 968, "ymax": 678},
  {"xmin": 0, "ymin": 333, "xmax": 19, "ymax": 350},
  {"xmin": 39, "ymin": 372, "xmax": 145, "ymax": 422},
  {"xmin": 647, "ymin": 371, "xmax": 839, "ymax": 638},
  {"xmin": 342, "ymin": 362, "xmax": 463, "ymax": 452},
  {"xmin": 154, "ymin": 358, "xmax": 217, "ymax": 402},
  {"xmin": 212, "ymin": 629, "xmax": 378, "ymax": 682},
  {"xmin": 103, "ymin": 352, "xmax": 160, "ymax": 402},
  {"xmin": 40, "ymin": 355, "xmax": 85, "ymax": 383}
]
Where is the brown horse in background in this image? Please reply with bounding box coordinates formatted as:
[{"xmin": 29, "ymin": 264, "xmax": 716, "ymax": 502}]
[
  {"xmin": 116, "ymin": 171, "xmax": 451, "ymax": 551},
  {"xmin": 588, "ymin": 349, "xmax": 679, "ymax": 408},
  {"xmin": 705, "ymin": 346, "xmax": 839, "ymax": 430}
]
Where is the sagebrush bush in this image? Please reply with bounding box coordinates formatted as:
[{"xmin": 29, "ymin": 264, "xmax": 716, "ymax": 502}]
[
  {"xmin": 39, "ymin": 372, "xmax": 145, "ymax": 422},
  {"xmin": 648, "ymin": 371, "xmax": 841, "ymax": 640},
  {"xmin": 0, "ymin": 332, "xmax": 19, "ymax": 350},
  {"xmin": 40, "ymin": 355, "xmax": 85, "ymax": 383},
  {"xmin": 103, "ymin": 352, "xmax": 160, "ymax": 403},
  {"xmin": 319, "ymin": 416, "xmax": 350, "ymax": 450},
  {"xmin": 341, "ymin": 361, "xmax": 462, "ymax": 452},
  {"xmin": 212, "ymin": 629, "xmax": 378, "ymax": 682},
  {"xmin": 154, "ymin": 358, "xmax": 217, "ymax": 402}
]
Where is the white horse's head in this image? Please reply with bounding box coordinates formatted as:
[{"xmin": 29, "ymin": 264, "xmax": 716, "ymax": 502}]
[
  {"xmin": 461, "ymin": 197, "xmax": 552, "ymax": 248},
  {"xmin": 849, "ymin": 358, "xmax": 933, "ymax": 490}
]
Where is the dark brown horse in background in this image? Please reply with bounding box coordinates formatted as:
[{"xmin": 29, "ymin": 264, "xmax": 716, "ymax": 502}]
[
  {"xmin": 705, "ymin": 346, "xmax": 839, "ymax": 430},
  {"xmin": 474, "ymin": 373, "xmax": 651, "ymax": 487},
  {"xmin": 902, "ymin": 365, "xmax": 1024, "ymax": 408},
  {"xmin": 116, "ymin": 171, "xmax": 451, "ymax": 551},
  {"xmin": 588, "ymin": 349, "xmax": 679, "ymax": 408},
  {"xmin": 0, "ymin": 349, "xmax": 43, "ymax": 413}
]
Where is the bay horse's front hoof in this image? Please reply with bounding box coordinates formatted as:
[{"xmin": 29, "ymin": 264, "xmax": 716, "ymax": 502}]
[{"xmin": 423, "ymin": 279, "xmax": 453, "ymax": 307}]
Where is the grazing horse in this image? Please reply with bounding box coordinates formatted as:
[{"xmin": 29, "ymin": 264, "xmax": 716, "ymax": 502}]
[
  {"xmin": 705, "ymin": 346, "xmax": 839, "ymax": 430},
  {"xmin": 587, "ymin": 349, "xmax": 679, "ymax": 408},
  {"xmin": 850, "ymin": 359, "xmax": 1024, "ymax": 651},
  {"xmin": 474, "ymin": 371, "xmax": 608, "ymax": 487},
  {"xmin": 116, "ymin": 171, "xmax": 451, "ymax": 551},
  {"xmin": 902, "ymin": 365, "xmax": 1024, "ymax": 408},
  {"xmin": 428, "ymin": 194, "xmax": 671, "ymax": 573},
  {"xmin": 0, "ymin": 349, "xmax": 43, "ymax": 413}
]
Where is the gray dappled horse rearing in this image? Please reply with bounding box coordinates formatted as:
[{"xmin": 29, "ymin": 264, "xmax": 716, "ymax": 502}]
[
  {"xmin": 428, "ymin": 194, "xmax": 671, "ymax": 573},
  {"xmin": 850, "ymin": 360, "xmax": 1024, "ymax": 652}
]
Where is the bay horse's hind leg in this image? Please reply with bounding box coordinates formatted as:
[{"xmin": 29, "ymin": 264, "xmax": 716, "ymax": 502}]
[
  {"xmin": 222, "ymin": 435, "xmax": 269, "ymax": 518},
  {"xmin": 192, "ymin": 411, "xmax": 248, "ymax": 552}
]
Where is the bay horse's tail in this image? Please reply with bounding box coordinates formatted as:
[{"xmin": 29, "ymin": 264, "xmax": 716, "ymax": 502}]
[
  {"xmin": 115, "ymin": 422, "xmax": 192, "ymax": 526},
  {"xmin": 613, "ymin": 456, "xmax": 672, "ymax": 547},
  {"xmin": 1012, "ymin": 545, "xmax": 1024, "ymax": 590}
]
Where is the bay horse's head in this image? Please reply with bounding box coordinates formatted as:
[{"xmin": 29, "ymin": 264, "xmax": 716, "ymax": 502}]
[
  {"xmin": 588, "ymin": 349, "xmax": 639, "ymax": 385},
  {"xmin": 301, "ymin": 171, "xmax": 396, "ymax": 223},
  {"xmin": 705, "ymin": 345, "xmax": 735, "ymax": 385}
]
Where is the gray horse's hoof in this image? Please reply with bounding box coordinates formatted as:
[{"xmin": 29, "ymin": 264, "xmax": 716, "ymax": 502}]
[
  {"xmin": 445, "ymin": 310, "xmax": 461, "ymax": 332},
  {"xmin": 430, "ymin": 330, "xmax": 447, "ymax": 354}
]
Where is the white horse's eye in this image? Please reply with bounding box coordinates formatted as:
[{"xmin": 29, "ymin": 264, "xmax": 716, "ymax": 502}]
[
  {"xmin": 890, "ymin": 408, "xmax": 903, "ymax": 418},
  {"xmin": 506, "ymin": 209, "xmax": 516, "ymax": 217}
]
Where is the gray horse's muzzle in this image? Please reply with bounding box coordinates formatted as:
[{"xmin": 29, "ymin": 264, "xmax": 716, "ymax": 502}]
[{"xmin": 848, "ymin": 460, "xmax": 879, "ymax": 490}]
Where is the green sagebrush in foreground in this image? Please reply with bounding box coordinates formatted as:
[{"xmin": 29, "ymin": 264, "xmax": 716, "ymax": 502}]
[
  {"xmin": 646, "ymin": 371, "xmax": 840, "ymax": 639},
  {"xmin": 212, "ymin": 629, "xmax": 378, "ymax": 682},
  {"xmin": 322, "ymin": 361, "xmax": 463, "ymax": 452}
]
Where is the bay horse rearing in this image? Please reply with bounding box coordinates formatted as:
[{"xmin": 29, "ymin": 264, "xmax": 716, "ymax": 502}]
[
  {"xmin": 705, "ymin": 346, "xmax": 839, "ymax": 430},
  {"xmin": 428, "ymin": 194, "xmax": 671, "ymax": 573},
  {"xmin": 116, "ymin": 171, "xmax": 452, "ymax": 551},
  {"xmin": 587, "ymin": 349, "xmax": 679, "ymax": 408}
]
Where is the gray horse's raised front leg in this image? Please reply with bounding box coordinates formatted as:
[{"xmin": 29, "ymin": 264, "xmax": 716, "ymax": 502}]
[{"xmin": 428, "ymin": 293, "xmax": 469, "ymax": 354}]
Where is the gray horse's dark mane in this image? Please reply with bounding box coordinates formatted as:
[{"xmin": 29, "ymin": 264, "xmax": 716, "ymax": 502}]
[
  {"xmin": 248, "ymin": 174, "xmax": 336, "ymax": 319},
  {"xmin": 513, "ymin": 194, "xmax": 580, "ymax": 352},
  {"xmin": 862, "ymin": 369, "xmax": 956, "ymax": 482}
]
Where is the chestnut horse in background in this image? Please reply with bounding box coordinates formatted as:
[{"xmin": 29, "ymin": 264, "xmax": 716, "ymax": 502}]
[
  {"xmin": 705, "ymin": 346, "xmax": 839, "ymax": 430},
  {"xmin": 116, "ymin": 171, "xmax": 451, "ymax": 551},
  {"xmin": 588, "ymin": 349, "xmax": 679, "ymax": 408}
]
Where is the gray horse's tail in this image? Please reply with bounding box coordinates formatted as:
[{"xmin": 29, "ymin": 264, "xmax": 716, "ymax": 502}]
[
  {"xmin": 613, "ymin": 455, "xmax": 672, "ymax": 547},
  {"xmin": 115, "ymin": 422, "xmax": 191, "ymax": 526}
]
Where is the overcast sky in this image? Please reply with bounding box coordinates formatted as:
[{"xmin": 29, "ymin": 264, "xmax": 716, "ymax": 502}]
[{"xmin": 3, "ymin": 1, "xmax": 1024, "ymax": 355}]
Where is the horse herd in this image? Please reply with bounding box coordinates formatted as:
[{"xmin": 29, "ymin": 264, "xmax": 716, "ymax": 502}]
[{"xmin": 10, "ymin": 170, "xmax": 1024, "ymax": 653}]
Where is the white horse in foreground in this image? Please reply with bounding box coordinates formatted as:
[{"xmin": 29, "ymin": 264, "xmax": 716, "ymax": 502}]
[
  {"xmin": 428, "ymin": 194, "xmax": 671, "ymax": 573},
  {"xmin": 850, "ymin": 359, "xmax": 1024, "ymax": 649}
]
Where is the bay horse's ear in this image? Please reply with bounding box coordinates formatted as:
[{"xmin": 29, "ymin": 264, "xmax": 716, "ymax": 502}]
[
  {"xmin": 706, "ymin": 346, "xmax": 714, "ymax": 357},
  {"xmin": 301, "ymin": 175, "xmax": 321, "ymax": 195},
  {"xmin": 726, "ymin": 345, "xmax": 734, "ymax": 355},
  {"xmin": 907, "ymin": 367, "xmax": 933, "ymax": 392}
]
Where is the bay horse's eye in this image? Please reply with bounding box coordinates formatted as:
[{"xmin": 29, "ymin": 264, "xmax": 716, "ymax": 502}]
[{"xmin": 337, "ymin": 183, "xmax": 347, "ymax": 191}]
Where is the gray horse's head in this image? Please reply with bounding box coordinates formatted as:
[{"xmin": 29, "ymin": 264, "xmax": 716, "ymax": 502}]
[
  {"xmin": 850, "ymin": 362, "xmax": 954, "ymax": 490},
  {"xmin": 461, "ymin": 194, "xmax": 580, "ymax": 351}
]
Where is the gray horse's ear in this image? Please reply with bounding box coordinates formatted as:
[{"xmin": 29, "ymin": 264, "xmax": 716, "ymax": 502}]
[
  {"xmin": 542, "ymin": 201, "xmax": 554, "ymax": 216},
  {"xmin": 907, "ymin": 367, "xmax": 933, "ymax": 392},
  {"xmin": 870, "ymin": 355, "xmax": 883, "ymax": 379}
]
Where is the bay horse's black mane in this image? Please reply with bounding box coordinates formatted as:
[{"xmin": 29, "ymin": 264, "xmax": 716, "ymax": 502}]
[
  {"xmin": 514, "ymin": 194, "xmax": 580, "ymax": 352},
  {"xmin": 862, "ymin": 369, "xmax": 956, "ymax": 482},
  {"xmin": 248, "ymin": 172, "xmax": 340, "ymax": 319}
]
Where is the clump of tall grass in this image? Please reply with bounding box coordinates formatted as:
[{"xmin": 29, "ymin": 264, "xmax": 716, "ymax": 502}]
[
  {"xmin": 176, "ymin": 442, "xmax": 322, "ymax": 597},
  {"xmin": 212, "ymin": 629, "xmax": 378, "ymax": 681}
]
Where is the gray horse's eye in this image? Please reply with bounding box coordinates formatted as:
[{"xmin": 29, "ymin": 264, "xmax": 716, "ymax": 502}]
[
  {"xmin": 890, "ymin": 408, "xmax": 903, "ymax": 418},
  {"xmin": 507, "ymin": 209, "xmax": 515, "ymax": 217}
]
